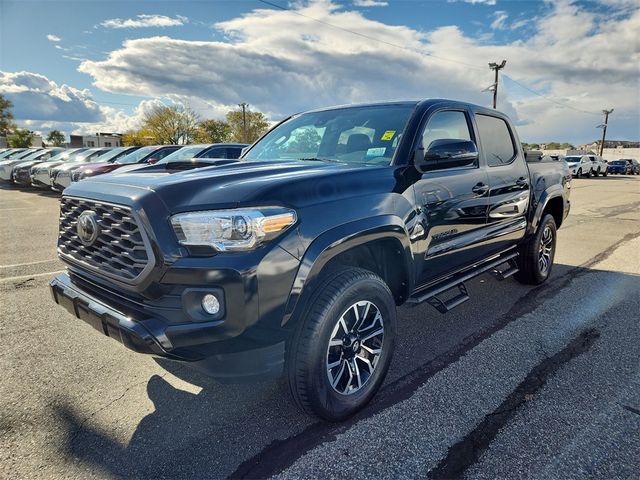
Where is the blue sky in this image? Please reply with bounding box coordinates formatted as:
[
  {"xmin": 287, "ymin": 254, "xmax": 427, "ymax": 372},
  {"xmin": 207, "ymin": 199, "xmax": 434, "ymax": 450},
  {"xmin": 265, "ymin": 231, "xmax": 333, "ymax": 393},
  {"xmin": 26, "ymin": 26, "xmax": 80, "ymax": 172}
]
[{"xmin": 1, "ymin": 0, "xmax": 638, "ymax": 143}]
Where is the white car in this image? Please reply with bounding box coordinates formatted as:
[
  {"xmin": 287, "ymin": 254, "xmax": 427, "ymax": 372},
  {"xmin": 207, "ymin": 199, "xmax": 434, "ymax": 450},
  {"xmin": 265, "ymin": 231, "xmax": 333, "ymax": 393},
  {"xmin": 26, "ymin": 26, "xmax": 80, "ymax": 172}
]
[
  {"xmin": 587, "ymin": 154, "xmax": 608, "ymax": 176},
  {"xmin": 564, "ymin": 155, "xmax": 596, "ymax": 177}
]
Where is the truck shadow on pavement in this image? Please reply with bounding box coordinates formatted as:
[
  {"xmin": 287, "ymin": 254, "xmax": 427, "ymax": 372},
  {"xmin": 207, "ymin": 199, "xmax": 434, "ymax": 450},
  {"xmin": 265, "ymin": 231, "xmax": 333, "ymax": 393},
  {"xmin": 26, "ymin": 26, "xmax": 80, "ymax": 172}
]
[{"xmin": 52, "ymin": 258, "xmax": 638, "ymax": 479}]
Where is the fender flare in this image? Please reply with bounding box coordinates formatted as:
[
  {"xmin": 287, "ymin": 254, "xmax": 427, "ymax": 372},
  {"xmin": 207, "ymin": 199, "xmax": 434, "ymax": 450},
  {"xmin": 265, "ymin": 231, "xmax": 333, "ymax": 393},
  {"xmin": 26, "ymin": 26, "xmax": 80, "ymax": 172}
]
[
  {"xmin": 281, "ymin": 215, "xmax": 414, "ymax": 327},
  {"xmin": 529, "ymin": 184, "xmax": 565, "ymax": 233}
]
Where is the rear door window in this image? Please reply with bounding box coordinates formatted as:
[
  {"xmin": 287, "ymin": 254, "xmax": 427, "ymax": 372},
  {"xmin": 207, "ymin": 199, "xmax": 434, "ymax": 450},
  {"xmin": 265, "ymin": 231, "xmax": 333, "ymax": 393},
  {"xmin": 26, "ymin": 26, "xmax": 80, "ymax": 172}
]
[{"xmin": 475, "ymin": 114, "xmax": 517, "ymax": 166}]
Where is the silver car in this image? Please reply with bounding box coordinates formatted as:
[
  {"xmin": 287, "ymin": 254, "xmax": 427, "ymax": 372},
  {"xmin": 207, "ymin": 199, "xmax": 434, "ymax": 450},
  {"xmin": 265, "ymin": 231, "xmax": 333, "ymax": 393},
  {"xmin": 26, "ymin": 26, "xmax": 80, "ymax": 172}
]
[
  {"xmin": 49, "ymin": 147, "xmax": 111, "ymax": 191},
  {"xmin": 30, "ymin": 148, "xmax": 88, "ymax": 188}
]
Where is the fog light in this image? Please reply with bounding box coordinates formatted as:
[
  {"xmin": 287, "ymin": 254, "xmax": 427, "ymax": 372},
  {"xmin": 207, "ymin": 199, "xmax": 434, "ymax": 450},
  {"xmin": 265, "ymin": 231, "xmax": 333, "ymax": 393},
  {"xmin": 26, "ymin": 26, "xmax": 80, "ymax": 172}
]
[{"xmin": 201, "ymin": 294, "xmax": 220, "ymax": 315}]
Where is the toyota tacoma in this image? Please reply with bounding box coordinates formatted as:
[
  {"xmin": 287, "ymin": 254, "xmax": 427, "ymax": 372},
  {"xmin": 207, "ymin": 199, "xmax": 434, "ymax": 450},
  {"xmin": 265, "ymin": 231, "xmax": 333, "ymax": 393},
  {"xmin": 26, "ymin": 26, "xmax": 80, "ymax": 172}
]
[{"xmin": 50, "ymin": 99, "xmax": 570, "ymax": 420}]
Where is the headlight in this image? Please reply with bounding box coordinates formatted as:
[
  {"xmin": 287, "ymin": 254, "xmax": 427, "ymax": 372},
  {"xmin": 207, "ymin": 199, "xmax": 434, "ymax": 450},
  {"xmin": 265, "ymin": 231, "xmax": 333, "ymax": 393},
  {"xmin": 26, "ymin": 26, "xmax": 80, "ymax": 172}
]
[{"xmin": 170, "ymin": 207, "xmax": 297, "ymax": 252}]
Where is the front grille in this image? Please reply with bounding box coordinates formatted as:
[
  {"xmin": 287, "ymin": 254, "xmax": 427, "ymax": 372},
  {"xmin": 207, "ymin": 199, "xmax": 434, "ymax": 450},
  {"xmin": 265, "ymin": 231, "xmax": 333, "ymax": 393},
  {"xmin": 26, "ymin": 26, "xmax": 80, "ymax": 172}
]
[{"xmin": 58, "ymin": 197, "xmax": 153, "ymax": 282}]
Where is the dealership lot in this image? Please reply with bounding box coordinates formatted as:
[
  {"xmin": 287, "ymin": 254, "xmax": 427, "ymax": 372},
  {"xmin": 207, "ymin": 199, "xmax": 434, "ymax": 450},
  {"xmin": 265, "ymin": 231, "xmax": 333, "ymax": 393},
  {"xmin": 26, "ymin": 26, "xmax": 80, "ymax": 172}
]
[{"xmin": 1, "ymin": 177, "xmax": 639, "ymax": 479}]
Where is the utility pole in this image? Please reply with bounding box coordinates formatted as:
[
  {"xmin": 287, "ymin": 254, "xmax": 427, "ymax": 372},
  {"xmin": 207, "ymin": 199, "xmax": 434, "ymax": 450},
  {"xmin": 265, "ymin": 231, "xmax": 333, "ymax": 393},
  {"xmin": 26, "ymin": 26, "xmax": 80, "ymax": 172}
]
[
  {"xmin": 488, "ymin": 60, "xmax": 507, "ymax": 109},
  {"xmin": 598, "ymin": 109, "xmax": 614, "ymax": 157},
  {"xmin": 238, "ymin": 102, "xmax": 248, "ymax": 143}
]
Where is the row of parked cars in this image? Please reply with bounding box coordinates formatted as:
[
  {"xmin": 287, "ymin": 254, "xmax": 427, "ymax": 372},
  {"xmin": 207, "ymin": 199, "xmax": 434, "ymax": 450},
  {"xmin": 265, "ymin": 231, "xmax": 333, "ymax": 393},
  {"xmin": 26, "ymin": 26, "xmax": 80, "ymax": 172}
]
[
  {"xmin": 0, "ymin": 143, "xmax": 248, "ymax": 191},
  {"xmin": 563, "ymin": 154, "xmax": 640, "ymax": 177}
]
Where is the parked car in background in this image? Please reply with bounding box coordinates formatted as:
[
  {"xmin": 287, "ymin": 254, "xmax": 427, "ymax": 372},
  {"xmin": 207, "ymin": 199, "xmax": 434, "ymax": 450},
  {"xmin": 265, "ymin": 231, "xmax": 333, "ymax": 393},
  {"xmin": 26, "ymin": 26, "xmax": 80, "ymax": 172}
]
[
  {"xmin": 30, "ymin": 148, "xmax": 88, "ymax": 188},
  {"xmin": 607, "ymin": 159, "xmax": 632, "ymax": 175},
  {"xmin": 72, "ymin": 145, "xmax": 181, "ymax": 182},
  {"xmin": 50, "ymin": 147, "xmax": 114, "ymax": 191},
  {"xmin": 564, "ymin": 155, "xmax": 594, "ymax": 177},
  {"xmin": 623, "ymin": 158, "xmax": 640, "ymax": 175},
  {"xmin": 0, "ymin": 148, "xmax": 28, "ymax": 160},
  {"xmin": 587, "ymin": 155, "xmax": 608, "ymax": 176},
  {"xmin": 153, "ymin": 143, "xmax": 248, "ymax": 165},
  {"xmin": 5, "ymin": 148, "xmax": 67, "ymax": 184}
]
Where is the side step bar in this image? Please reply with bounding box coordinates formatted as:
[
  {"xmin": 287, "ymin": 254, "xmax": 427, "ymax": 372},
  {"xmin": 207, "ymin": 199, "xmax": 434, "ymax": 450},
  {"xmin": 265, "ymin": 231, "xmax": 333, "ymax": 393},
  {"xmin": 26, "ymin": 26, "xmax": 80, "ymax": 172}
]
[{"xmin": 407, "ymin": 251, "xmax": 519, "ymax": 314}]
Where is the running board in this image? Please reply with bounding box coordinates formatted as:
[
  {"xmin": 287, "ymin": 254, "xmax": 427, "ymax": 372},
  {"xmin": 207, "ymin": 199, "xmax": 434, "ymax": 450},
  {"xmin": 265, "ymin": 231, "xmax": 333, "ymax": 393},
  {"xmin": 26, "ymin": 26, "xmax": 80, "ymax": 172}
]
[{"xmin": 408, "ymin": 251, "xmax": 519, "ymax": 314}]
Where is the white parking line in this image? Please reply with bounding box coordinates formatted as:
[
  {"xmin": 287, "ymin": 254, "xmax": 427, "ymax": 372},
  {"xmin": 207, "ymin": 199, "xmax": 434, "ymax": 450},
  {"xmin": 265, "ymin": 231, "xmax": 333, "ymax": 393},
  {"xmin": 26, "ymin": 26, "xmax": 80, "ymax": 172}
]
[
  {"xmin": 0, "ymin": 259, "xmax": 59, "ymax": 268},
  {"xmin": 0, "ymin": 270, "xmax": 64, "ymax": 283}
]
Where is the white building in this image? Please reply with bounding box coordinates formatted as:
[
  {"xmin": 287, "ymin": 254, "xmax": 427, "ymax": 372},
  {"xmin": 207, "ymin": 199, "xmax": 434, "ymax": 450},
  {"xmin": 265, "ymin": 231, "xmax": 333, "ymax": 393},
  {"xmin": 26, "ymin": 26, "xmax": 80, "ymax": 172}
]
[{"xmin": 70, "ymin": 133, "xmax": 122, "ymax": 148}]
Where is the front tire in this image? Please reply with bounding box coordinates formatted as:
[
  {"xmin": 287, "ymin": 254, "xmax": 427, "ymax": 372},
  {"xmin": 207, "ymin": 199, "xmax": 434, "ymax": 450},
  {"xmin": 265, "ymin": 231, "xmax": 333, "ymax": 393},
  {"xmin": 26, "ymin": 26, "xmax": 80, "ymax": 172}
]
[
  {"xmin": 287, "ymin": 267, "xmax": 397, "ymax": 421},
  {"xmin": 515, "ymin": 214, "xmax": 557, "ymax": 285},
  {"xmin": 577, "ymin": 168, "xmax": 583, "ymax": 177}
]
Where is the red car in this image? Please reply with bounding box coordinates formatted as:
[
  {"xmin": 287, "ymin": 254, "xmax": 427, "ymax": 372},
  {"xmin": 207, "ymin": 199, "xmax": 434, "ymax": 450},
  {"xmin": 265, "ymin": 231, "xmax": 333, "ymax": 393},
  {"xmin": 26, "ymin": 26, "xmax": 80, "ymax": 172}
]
[{"xmin": 72, "ymin": 145, "xmax": 181, "ymax": 182}]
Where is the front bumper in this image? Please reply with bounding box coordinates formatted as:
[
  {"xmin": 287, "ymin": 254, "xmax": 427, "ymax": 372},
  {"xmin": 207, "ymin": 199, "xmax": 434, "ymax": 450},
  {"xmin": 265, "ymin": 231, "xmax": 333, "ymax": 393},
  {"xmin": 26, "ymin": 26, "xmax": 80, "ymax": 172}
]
[
  {"xmin": 50, "ymin": 272, "xmax": 287, "ymax": 379},
  {"xmin": 52, "ymin": 171, "xmax": 71, "ymax": 191},
  {"xmin": 13, "ymin": 168, "xmax": 32, "ymax": 185},
  {"xmin": 31, "ymin": 169, "xmax": 53, "ymax": 188},
  {"xmin": 0, "ymin": 165, "xmax": 13, "ymax": 181}
]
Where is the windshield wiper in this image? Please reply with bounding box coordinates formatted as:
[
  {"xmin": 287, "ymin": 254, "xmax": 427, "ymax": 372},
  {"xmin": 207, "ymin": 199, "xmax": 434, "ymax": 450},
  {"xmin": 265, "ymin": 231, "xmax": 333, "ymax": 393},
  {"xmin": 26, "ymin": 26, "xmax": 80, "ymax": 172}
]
[{"xmin": 298, "ymin": 157, "xmax": 341, "ymax": 163}]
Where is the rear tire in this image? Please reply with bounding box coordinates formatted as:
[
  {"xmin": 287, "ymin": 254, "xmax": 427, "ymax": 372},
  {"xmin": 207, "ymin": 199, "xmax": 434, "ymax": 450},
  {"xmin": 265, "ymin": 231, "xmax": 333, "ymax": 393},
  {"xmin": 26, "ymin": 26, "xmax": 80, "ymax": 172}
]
[
  {"xmin": 287, "ymin": 267, "xmax": 397, "ymax": 421},
  {"xmin": 515, "ymin": 214, "xmax": 557, "ymax": 285}
]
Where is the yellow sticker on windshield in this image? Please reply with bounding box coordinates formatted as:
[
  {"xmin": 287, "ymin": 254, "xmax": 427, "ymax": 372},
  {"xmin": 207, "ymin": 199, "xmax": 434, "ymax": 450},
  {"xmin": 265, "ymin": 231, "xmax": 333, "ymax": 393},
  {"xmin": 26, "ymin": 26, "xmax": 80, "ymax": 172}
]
[{"xmin": 381, "ymin": 130, "xmax": 396, "ymax": 141}]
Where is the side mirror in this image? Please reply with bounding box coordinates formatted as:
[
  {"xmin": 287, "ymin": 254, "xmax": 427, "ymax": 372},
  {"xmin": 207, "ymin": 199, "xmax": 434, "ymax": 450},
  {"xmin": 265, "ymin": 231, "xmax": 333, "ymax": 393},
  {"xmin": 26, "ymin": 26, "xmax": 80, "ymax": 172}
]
[
  {"xmin": 147, "ymin": 157, "xmax": 159, "ymax": 164},
  {"xmin": 414, "ymin": 139, "xmax": 479, "ymax": 172}
]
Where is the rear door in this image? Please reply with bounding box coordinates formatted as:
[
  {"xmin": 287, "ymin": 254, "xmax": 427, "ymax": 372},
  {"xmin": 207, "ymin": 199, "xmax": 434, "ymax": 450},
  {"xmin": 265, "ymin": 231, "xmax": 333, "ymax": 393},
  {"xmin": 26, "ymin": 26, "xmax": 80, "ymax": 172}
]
[
  {"xmin": 412, "ymin": 108, "xmax": 491, "ymax": 283},
  {"xmin": 474, "ymin": 112, "xmax": 530, "ymax": 254}
]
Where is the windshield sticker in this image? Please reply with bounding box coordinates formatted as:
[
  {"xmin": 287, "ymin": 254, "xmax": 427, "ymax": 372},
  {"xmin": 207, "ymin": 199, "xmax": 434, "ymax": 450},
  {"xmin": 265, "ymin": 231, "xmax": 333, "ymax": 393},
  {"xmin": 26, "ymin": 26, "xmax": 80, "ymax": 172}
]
[
  {"xmin": 381, "ymin": 130, "xmax": 396, "ymax": 141},
  {"xmin": 366, "ymin": 147, "xmax": 386, "ymax": 157}
]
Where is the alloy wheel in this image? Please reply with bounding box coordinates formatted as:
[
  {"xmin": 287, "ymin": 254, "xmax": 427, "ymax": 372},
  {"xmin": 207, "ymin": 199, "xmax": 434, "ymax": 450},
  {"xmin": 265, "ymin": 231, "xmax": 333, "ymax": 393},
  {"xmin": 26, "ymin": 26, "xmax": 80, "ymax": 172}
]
[
  {"xmin": 326, "ymin": 300, "xmax": 384, "ymax": 395},
  {"xmin": 538, "ymin": 225, "xmax": 554, "ymax": 275}
]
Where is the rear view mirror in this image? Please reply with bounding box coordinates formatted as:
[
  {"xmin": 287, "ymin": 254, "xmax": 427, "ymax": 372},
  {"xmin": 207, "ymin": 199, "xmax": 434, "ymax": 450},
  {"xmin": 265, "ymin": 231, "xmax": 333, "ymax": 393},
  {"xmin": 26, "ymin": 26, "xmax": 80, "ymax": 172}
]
[{"xmin": 414, "ymin": 139, "xmax": 479, "ymax": 172}]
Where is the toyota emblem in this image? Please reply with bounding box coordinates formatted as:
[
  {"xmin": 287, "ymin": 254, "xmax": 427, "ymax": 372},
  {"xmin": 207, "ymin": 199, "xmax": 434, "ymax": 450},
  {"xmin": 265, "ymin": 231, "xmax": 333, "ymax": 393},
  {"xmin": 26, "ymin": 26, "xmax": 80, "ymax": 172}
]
[{"xmin": 77, "ymin": 210, "xmax": 99, "ymax": 246}]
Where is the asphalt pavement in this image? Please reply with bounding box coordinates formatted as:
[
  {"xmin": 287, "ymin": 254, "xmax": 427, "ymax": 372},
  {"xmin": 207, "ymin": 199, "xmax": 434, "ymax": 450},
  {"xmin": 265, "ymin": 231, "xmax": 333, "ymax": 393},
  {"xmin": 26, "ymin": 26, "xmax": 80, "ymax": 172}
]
[{"xmin": 0, "ymin": 175, "xmax": 638, "ymax": 479}]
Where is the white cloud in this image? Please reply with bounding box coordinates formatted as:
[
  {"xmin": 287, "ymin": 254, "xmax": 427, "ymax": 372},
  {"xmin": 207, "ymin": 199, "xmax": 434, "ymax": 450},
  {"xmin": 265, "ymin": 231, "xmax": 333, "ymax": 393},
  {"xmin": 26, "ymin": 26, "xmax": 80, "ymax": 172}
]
[
  {"xmin": 100, "ymin": 14, "xmax": 188, "ymax": 29},
  {"xmin": 449, "ymin": 0, "xmax": 497, "ymax": 5},
  {"xmin": 353, "ymin": 0, "xmax": 388, "ymax": 6},
  {"xmin": 46, "ymin": 34, "xmax": 61, "ymax": 42},
  {"xmin": 490, "ymin": 11, "xmax": 508, "ymax": 29},
  {"xmin": 0, "ymin": 71, "xmax": 103, "ymax": 123}
]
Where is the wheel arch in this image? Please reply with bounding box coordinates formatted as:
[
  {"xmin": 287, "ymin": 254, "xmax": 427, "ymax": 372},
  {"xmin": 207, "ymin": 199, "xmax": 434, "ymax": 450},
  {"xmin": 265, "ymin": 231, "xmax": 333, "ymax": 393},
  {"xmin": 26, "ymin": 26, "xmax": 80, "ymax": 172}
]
[
  {"xmin": 530, "ymin": 186, "xmax": 566, "ymax": 233},
  {"xmin": 281, "ymin": 215, "xmax": 414, "ymax": 328}
]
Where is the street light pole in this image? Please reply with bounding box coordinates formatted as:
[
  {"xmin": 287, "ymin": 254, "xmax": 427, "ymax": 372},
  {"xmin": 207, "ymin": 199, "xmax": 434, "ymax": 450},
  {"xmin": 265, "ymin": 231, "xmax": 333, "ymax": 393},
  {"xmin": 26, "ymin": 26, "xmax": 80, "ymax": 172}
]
[
  {"xmin": 598, "ymin": 109, "xmax": 614, "ymax": 157},
  {"xmin": 238, "ymin": 102, "xmax": 248, "ymax": 143},
  {"xmin": 488, "ymin": 60, "xmax": 507, "ymax": 109}
]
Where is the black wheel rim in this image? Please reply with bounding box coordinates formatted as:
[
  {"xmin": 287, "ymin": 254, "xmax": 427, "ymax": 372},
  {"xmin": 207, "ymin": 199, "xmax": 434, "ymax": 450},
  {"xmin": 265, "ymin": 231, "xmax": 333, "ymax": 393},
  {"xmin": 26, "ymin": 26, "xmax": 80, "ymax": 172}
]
[{"xmin": 326, "ymin": 301, "xmax": 384, "ymax": 395}]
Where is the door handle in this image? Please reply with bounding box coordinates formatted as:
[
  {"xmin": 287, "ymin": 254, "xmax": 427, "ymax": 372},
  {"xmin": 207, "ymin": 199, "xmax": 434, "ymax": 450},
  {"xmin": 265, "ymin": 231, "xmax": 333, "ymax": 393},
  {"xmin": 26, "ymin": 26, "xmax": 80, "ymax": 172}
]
[
  {"xmin": 516, "ymin": 176, "xmax": 529, "ymax": 187},
  {"xmin": 472, "ymin": 183, "xmax": 489, "ymax": 195}
]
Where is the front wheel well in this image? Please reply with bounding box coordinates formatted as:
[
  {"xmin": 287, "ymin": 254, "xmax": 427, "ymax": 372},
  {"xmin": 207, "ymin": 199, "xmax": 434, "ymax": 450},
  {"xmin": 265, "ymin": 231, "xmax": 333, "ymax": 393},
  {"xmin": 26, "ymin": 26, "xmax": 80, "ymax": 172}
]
[
  {"xmin": 542, "ymin": 196, "xmax": 564, "ymax": 228},
  {"xmin": 324, "ymin": 238, "xmax": 409, "ymax": 305}
]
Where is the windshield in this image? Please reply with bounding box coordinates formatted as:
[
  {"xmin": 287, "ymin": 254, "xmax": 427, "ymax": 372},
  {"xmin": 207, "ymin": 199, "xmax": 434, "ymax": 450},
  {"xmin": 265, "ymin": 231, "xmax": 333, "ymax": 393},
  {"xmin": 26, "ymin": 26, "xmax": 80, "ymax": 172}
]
[
  {"xmin": 47, "ymin": 149, "xmax": 87, "ymax": 163},
  {"xmin": 18, "ymin": 149, "xmax": 52, "ymax": 161},
  {"xmin": 611, "ymin": 160, "xmax": 627, "ymax": 165},
  {"xmin": 564, "ymin": 156, "xmax": 582, "ymax": 163},
  {"xmin": 91, "ymin": 146, "xmax": 128, "ymax": 163},
  {"xmin": 117, "ymin": 146, "xmax": 158, "ymax": 164},
  {"xmin": 157, "ymin": 145, "xmax": 210, "ymax": 164},
  {"xmin": 244, "ymin": 104, "xmax": 415, "ymax": 165}
]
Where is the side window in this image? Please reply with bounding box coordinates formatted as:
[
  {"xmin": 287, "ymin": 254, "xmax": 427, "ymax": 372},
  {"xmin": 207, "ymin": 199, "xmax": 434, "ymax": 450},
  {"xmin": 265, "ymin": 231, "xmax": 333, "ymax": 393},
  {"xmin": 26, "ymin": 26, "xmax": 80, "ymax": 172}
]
[
  {"xmin": 475, "ymin": 114, "xmax": 516, "ymax": 166},
  {"xmin": 421, "ymin": 110, "xmax": 471, "ymax": 150},
  {"xmin": 155, "ymin": 149, "xmax": 175, "ymax": 161},
  {"xmin": 204, "ymin": 147, "xmax": 226, "ymax": 158}
]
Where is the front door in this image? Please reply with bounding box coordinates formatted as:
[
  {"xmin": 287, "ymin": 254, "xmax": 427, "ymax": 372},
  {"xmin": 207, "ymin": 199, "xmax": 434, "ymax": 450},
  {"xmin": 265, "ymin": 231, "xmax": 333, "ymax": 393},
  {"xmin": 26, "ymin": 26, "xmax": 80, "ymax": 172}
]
[{"xmin": 412, "ymin": 109, "xmax": 491, "ymax": 284}]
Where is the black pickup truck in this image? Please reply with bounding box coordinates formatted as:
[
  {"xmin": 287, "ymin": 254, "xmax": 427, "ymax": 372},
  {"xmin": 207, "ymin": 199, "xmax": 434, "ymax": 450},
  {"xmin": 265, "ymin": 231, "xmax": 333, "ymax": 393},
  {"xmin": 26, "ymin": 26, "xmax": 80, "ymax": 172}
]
[{"xmin": 50, "ymin": 99, "xmax": 570, "ymax": 420}]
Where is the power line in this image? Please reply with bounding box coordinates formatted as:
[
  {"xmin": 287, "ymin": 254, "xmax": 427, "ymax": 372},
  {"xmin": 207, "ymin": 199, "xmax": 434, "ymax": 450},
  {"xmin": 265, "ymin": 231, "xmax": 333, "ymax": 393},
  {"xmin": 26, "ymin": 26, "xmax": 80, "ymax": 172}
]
[
  {"xmin": 502, "ymin": 74, "xmax": 601, "ymax": 116},
  {"xmin": 256, "ymin": 0, "xmax": 610, "ymax": 118},
  {"xmin": 256, "ymin": 0, "xmax": 486, "ymax": 70}
]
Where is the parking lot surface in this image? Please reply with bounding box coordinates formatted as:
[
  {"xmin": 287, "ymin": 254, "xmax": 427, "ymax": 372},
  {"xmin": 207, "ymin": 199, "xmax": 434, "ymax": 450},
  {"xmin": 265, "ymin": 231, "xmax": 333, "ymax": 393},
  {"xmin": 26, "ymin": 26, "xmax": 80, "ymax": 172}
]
[{"xmin": 1, "ymin": 176, "xmax": 639, "ymax": 479}]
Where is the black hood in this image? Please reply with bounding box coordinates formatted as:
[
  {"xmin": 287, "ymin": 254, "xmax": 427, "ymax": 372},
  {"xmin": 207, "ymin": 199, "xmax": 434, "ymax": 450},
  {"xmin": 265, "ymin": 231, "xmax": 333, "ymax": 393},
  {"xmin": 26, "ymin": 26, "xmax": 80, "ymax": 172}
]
[{"xmin": 64, "ymin": 160, "xmax": 399, "ymax": 212}]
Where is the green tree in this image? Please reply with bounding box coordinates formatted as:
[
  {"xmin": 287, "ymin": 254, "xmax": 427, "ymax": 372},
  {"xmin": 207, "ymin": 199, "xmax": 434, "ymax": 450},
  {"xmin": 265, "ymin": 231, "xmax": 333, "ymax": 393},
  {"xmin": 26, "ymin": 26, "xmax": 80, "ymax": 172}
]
[
  {"xmin": 46, "ymin": 129, "xmax": 66, "ymax": 147},
  {"xmin": 286, "ymin": 127, "xmax": 321, "ymax": 154},
  {"xmin": 195, "ymin": 119, "xmax": 231, "ymax": 143},
  {"xmin": 143, "ymin": 104, "xmax": 200, "ymax": 144},
  {"xmin": 0, "ymin": 94, "xmax": 17, "ymax": 137},
  {"xmin": 226, "ymin": 108, "xmax": 269, "ymax": 143},
  {"xmin": 9, "ymin": 128, "xmax": 34, "ymax": 148}
]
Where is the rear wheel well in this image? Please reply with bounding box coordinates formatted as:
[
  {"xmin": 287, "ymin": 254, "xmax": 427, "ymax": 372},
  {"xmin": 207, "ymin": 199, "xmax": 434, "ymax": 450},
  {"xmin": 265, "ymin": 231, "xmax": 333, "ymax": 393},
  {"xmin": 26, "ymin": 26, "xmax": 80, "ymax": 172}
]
[
  {"xmin": 324, "ymin": 239, "xmax": 409, "ymax": 305},
  {"xmin": 543, "ymin": 196, "xmax": 564, "ymax": 228}
]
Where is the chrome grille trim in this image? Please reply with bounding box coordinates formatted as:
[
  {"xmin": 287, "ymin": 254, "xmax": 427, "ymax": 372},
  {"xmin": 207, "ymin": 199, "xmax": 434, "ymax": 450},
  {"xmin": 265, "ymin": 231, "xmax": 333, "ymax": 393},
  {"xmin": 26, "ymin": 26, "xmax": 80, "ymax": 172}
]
[{"xmin": 57, "ymin": 196, "xmax": 155, "ymax": 284}]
